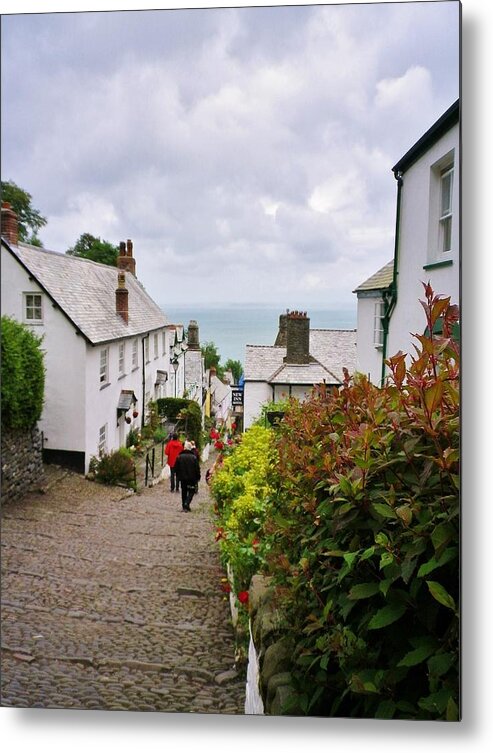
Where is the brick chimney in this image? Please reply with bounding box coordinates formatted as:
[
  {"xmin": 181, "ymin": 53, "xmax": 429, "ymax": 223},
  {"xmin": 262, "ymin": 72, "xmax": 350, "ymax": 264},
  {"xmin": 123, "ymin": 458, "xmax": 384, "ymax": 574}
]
[
  {"xmin": 117, "ymin": 238, "xmax": 136, "ymax": 276},
  {"xmin": 274, "ymin": 311, "xmax": 288, "ymax": 347},
  {"xmin": 116, "ymin": 271, "xmax": 129, "ymax": 324},
  {"xmin": 1, "ymin": 202, "xmax": 19, "ymax": 246},
  {"xmin": 283, "ymin": 310, "xmax": 310, "ymax": 364},
  {"xmin": 187, "ymin": 319, "xmax": 200, "ymax": 350}
]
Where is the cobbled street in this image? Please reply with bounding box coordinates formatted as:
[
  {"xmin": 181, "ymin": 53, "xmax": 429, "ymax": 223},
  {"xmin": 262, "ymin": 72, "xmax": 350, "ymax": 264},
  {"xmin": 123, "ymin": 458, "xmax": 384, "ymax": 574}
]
[{"xmin": 1, "ymin": 457, "xmax": 246, "ymax": 714}]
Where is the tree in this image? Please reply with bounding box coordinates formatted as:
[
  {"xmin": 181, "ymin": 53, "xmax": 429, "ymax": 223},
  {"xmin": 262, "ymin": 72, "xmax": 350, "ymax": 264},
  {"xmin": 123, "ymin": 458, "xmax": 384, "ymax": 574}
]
[
  {"xmin": 201, "ymin": 341, "xmax": 224, "ymax": 377},
  {"xmin": 1, "ymin": 179, "xmax": 47, "ymax": 245},
  {"xmin": 66, "ymin": 233, "xmax": 118, "ymax": 266},
  {"xmin": 224, "ymin": 359, "xmax": 243, "ymax": 384}
]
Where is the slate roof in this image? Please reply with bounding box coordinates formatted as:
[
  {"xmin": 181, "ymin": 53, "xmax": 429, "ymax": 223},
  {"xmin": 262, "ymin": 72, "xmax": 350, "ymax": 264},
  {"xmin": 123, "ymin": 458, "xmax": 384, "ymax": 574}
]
[
  {"xmin": 244, "ymin": 329, "xmax": 357, "ymax": 385},
  {"xmin": 353, "ymin": 260, "xmax": 394, "ymax": 293},
  {"xmin": 4, "ymin": 240, "xmax": 167, "ymax": 344}
]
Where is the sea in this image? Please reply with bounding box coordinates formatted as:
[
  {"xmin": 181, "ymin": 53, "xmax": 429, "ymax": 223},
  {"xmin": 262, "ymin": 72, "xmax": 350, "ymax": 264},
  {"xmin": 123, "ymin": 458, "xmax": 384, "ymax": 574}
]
[{"xmin": 161, "ymin": 304, "xmax": 357, "ymax": 367}]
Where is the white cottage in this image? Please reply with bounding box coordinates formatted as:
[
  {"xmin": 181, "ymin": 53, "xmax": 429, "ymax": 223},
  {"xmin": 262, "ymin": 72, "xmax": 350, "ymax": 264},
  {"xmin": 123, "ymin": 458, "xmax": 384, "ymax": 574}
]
[
  {"xmin": 1, "ymin": 203, "xmax": 173, "ymax": 473},
  {"xmin": 354, "ymin": 99, "xmax": 460, "ymax": 384},
  {"xmin": 243, "ymin": 311, "xmax": 356, "ymax": 429}
]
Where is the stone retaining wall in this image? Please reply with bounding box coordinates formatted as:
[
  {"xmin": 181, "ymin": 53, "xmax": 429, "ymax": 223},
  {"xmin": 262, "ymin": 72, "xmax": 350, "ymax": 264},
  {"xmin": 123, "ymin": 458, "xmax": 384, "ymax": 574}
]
[
  {"xmin": 1, "ymin": 426, "xmax": 45, "ymax": 504},
  {"xmin": 245, "ymin": 574, "xmax": 301, "ymax": 715}
]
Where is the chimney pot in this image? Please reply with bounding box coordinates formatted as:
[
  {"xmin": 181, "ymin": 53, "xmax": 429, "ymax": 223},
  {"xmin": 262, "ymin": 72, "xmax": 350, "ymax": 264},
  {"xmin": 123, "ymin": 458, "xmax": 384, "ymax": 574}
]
[
  {"xmin": 117, "ymin": 238, "xmax": 136, "ymax": 276},
  {"xmin": 284, "ymin": 311, "xmax": 310, "ymax": 363}
]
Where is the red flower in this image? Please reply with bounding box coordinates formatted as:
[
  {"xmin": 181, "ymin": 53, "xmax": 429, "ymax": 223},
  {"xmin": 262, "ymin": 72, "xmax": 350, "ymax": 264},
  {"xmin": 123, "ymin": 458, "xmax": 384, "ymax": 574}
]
[
  {"xmin": 215, "ymin": 527, "xmax": 225, "ymax": 542},
  {"xmin": 252, "ymin": 538, "xmax": 260, "ymax": 550},
  {"xmin": 221, "ymin": 582, "xmax": 231, "ymax": 593},
  {"xmin": 214, "ymin": 440, "xmax": 224, "ymax": 450},
  {"xmin": 237, "ymin": 591, "xmax": 249, "ymax": 604}
]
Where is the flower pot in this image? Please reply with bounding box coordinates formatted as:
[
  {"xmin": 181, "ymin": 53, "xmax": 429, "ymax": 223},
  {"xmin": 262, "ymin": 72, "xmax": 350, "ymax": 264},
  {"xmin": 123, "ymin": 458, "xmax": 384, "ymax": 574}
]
[
  {"xmin": 133, "ymin": 410, "xmax": 139, "ymax": 418},
  {"xmin": 125, "ymin": 416, "xmax": 132, "ymax": 424}
]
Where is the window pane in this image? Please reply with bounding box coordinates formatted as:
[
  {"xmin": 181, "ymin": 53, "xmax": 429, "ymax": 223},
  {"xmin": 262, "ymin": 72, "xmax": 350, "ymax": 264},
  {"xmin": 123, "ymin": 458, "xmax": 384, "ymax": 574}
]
[
  {"xmin": 441, "ymin": 170, "xmax": 453, "ymax": 215},
  {"xmin": 441, "ymin": 216, "xmax": 452, "ymax": 253}
]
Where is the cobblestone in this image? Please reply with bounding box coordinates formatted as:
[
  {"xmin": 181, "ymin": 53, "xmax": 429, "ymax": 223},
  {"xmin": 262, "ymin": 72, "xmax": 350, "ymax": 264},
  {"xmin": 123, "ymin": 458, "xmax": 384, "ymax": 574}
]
[{"xmin": 0, "ymin": 454, "xmax": 245, "ymax": 714}]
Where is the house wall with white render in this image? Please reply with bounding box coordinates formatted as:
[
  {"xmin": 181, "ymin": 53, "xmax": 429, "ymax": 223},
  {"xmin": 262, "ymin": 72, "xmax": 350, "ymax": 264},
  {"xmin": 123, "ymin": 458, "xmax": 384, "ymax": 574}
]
[
  {"xmin": 387, "ymin": 118, "xmax": 459, "ymax": 363},
  {"xmin": 1, "ymin": 246, "xmax": 87, "ymax": 456}
]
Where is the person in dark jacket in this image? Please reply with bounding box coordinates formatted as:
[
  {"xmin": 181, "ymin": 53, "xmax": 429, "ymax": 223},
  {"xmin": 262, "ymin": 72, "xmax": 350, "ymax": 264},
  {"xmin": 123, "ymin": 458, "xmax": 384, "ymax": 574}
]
[{"xmin": 174, "ymin": 441, "xmax": 201, "ymax": 511}]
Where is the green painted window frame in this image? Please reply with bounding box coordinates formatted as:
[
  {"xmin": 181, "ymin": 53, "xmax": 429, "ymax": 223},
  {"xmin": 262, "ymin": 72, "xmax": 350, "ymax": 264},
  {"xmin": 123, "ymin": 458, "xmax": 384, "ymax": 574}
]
[{"xmin": 423, "ymin": 259, "xmax": 454, "ymax": 271}]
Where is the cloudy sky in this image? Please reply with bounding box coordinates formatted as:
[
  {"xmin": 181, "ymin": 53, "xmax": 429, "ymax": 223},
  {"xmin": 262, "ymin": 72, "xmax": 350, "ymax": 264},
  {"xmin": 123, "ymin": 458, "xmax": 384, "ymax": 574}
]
[{"xmin": 1, "ymin": 1, "xmax": 459, "ymax": 310}]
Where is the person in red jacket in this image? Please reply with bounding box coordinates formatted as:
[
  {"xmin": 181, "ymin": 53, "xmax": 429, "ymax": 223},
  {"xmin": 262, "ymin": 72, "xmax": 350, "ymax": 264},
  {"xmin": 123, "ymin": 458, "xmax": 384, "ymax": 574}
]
[{"xmin": 165, "ymin": 432, "xmax": 184, "ymax": 492}]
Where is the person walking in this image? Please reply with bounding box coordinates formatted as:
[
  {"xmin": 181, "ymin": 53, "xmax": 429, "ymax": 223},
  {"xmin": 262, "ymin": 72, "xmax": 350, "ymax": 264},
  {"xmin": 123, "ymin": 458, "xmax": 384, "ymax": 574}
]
[
  {"xmin": 174, "ymin": 440, "xmax": 201, "ymax": 512},
  {"xmin": 165, "ymin": 432, "xmax": 184, "ymax": 492}
]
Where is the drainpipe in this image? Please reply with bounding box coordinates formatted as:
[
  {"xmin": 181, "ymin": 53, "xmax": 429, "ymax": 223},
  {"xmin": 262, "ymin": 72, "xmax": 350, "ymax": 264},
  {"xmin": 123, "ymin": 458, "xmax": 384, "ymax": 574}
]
[
  {"xmin": 142, "ymin": 333, "xmax": 149, "ymax": 430},
  {"xmin": 381, "ymin": 170, "xmax": 403, "ymax": 387}
]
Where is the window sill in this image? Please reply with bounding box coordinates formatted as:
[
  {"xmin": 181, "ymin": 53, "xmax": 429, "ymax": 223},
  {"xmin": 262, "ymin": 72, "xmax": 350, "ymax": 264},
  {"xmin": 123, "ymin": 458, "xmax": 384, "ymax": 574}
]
[
  {"xmin": 374, "ymin": 344, "xmax": 383, "ymax": 350},
  {"xmin": 131, "ymin": 366, "xmax": 139, "ymax": 373},
  {"xmin": 118, "ymin": 373, "xmax": 127, "ymax": 380},
  {"xmin": 423, "ymin": 259, "xmax": 454, "ymax": 271},
  {"xmin": 100, "ymin": 382, "xmax": 111, "ymax": 391},
  {"xmin": 24, "ymin": 320, "xmax": 44, "ymax": 326}
]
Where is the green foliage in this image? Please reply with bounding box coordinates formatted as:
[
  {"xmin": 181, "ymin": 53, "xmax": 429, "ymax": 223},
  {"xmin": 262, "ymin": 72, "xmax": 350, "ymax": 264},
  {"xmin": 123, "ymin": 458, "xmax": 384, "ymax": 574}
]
[
  {"xmin": 1, "ymin": 180, "xmax": 47, "ymax": 244},
  {"xmin": 210, "ymin": 425, "xmax": 278, "ymax": 592},
  {"xmin": 224, "ymin": 358, "xmax": 243, "ymax": 384},
  {"xmin": 156, "ymin": 397, "xmax": 202, "ymax": 450},
  {"xmin": 1, "ymin": 315, "xmax": 45, "ymax": 429},
  {"xmin": 253, "ymin": 398, "xmax": 292, "ymax": 427},
  {"xmin": 66, "ymin": 232, "xmax": 118, "ymax": 266},
  {"xmin": 92, "ymin": 447, "xmax": 136, "ymax": 490},
  {"xmin": 178, "ymin": 401, "xmax": 203, "ymax": 451},
  {"xmin": 153, "ymin": 427, "xmax": 168, "ymax": 444},
  {"xmin": 263, "ymin": 285, "xmax": 459, "ymax": 719},
  {"xmin": 126, "ymin": 428, "xmax": 140, "ymax": 448},
  {"xmin": 156, "ymin": 397, "xmax": 190, "ymax": 419}
]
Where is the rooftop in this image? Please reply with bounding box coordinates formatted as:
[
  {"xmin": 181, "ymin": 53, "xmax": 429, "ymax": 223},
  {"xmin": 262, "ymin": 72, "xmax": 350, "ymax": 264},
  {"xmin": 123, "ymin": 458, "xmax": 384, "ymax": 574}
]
[
  {"xmin": 353, "ymin": 260, "xmax": 394, "ymax": 293},
  {"xmin": 4, "ymin": 240, "xmax": 167, "ymax": 344},
  {"xmin": 244, "ymin": 329, "xmax": 356, "ymax": 384}
]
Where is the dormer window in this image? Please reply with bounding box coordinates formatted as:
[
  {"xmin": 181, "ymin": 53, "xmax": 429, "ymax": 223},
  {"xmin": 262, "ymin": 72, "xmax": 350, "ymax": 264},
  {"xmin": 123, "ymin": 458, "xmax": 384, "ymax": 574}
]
[{"xmin": 24, "ymin": 292, "xmax": 43, "ymax": 324}]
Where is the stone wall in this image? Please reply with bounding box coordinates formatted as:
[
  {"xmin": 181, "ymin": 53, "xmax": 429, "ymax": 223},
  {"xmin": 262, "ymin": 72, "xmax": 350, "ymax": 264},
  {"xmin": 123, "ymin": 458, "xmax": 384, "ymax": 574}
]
[
  {"xmin": 1, "ymin": 426, "xmax": 45, "ymax": 504},
  {"xmin": 246, "ymin": 574, "xmax": 301, "ymax": 715}
]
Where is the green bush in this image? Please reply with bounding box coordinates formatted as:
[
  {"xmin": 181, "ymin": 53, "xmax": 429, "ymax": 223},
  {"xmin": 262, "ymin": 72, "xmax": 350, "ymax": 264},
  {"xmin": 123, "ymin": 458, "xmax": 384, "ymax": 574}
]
[
  {"xmin": 1, "ymin": 315, "xmax": 45, "ymax": 430},
  {"xmin": 177, "ymin": 401, "xmax": 203, "ymax": 451},
  {"xmin": 211, "ymin": 425, "xmax": 278, "ymax": 592},
  {"xmin": 126, "ymin": 428, "xmax": 140, "ymax": 448},
  {"xmin": 153, "ymin": 427, "xmax": 168, "ymax": 444},
  {"xmin": 93, "ymin": 448, "xmax": 136, "ymax": 490},
  {"xmin": 265, "ymin": 285, "xmax": 459, "ymax": 719},
  {"xmin": 156, "ymin": 397, "xmax": 190, "ymax": 419}
]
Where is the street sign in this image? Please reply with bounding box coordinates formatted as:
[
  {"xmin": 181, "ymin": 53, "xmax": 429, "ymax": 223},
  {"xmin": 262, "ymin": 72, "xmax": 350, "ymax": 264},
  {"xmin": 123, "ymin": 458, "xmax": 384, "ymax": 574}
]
[{"xmin": 231, "ymin": 388, "xmax": 244, "ymax": 406}]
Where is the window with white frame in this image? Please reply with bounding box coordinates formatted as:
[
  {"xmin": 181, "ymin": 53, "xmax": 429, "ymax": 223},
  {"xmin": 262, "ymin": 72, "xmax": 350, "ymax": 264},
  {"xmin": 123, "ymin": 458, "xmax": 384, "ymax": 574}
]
[
  {"xmin": 154, "ymin": 333, "xmax": 159, "ymax": 359},
  {"xmin": 145, "ymin": 337, "xmax": 150, "ymax": 363},
  {"xmin": 98, "ymin": 424, "xmax": 107, "ymax": 456},
  {"xmin": 118, "ymin": 342, "xmax": 125, "ymax": 377},
  {"xmin": 428, "ymin": 151, "xmax": 454, "ymax": 263},
  {"xmin": 100, "ymin": 347, "xmax": 109, "ymax": 385},
  {"xmin": 373, "ymin": 300, "xmax": 385, "ymax": 348},
  {"xmin": 24, "ymin": 292, "xmax": 43, "ymax": 323},
  {"xmin": 439, "ymin": 165, "xmax": 453, "ymax": 254},
  {"xmin": 132, "ymin": 338, "xmax": 138, "ymax": 369}
]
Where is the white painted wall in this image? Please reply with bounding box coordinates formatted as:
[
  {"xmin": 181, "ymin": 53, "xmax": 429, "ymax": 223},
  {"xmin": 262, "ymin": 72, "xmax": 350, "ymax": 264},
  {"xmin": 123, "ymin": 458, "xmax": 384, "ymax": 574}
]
[
  {"xmin": 356, "ymin": 293, "xmax": 385, "ymax": 385},
  {"xmin": 84, "ymin": 330, "xmax": 170, "ymax": 469},
  {"xmin": 244, "ymin": 381, "xmax": 272, "ymax": 428},
  {"xmin": 388, "ymin": 123, "xmax": 459, "ymax": 363},
  {"xmin": 1, "ymin": 248, "xmax": 87, "ymax": 454},
  {"xmin": 184, "ymin": 349, "xmax": 203, "ymax": 406}
]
